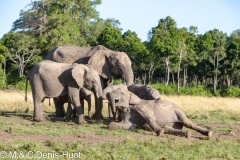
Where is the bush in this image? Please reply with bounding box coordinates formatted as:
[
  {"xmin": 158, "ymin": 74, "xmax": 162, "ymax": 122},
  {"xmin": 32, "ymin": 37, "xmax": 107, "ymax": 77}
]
[
  {"xmin": 221, "ymin": 86, "xmax": 240, "ymax": 97},
  {"xmin": 6, "ymin": 75, "xmax": 29, "ymax": 90},
  {"xmin": 151, "ymin": 83, "xmax": 213, "ymax": 96}
]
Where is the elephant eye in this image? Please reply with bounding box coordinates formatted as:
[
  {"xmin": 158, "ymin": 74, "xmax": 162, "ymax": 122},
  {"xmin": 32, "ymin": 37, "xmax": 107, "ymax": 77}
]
[{"xmin": 92, "ymin": 81, "xmax": 95, "ymax": 84}]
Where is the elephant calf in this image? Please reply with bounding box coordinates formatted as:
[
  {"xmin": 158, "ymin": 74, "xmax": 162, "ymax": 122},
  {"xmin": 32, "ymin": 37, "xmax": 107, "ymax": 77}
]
[
  {"xmin": 103, "ymin": 84, "xmax": 161, "ymax": 120},
  {"xmin": 25, "ymin": 60, "xmax": 102, "ymax": 124},
  {"xmin": 106, "ymin": 88, "xmax": 212, "ymax": 138}
]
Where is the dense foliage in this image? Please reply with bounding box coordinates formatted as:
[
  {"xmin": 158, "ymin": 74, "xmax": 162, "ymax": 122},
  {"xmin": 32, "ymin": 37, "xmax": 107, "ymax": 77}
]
[{"xmin": 0, "ymin": 0, "xmax": 240, "ymax": 96}]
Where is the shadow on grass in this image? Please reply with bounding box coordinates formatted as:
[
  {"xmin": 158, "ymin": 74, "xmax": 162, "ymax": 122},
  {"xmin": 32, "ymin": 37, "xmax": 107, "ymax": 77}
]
[{"xmin": 1, "ymin": 109, "xmax": 117, "ymax": 128}]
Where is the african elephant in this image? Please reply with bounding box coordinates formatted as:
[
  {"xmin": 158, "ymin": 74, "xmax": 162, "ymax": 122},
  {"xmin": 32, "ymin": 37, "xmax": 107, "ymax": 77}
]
[
  {"xmin": 54, "ymin": 87, "xmax": 92, "ymax": 118},
  {"xmin": 128, "ymin": 84, "xmax": 161, "ymax": 102},
  {"xmin": 45, "ymin": 45, "xmax": 134, "ymax": 119},
  {"xmin": 25, "ymin": 60, "xmax": 102, "ymax": 125},
  {"xmin": 106, "ymin": 88, "xmax": 213, "ymax": 138},
  {"xmin": 102, "ymin": 84, "xmax": 127, "ymax": 119},
  {"xmin": 103, "ymin": 84, "xmax": 161, "ymax": 120}
]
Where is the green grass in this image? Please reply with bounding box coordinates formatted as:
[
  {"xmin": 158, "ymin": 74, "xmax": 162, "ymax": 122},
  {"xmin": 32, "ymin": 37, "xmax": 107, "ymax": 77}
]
[
  {"xmin": 0, "ymin": 111, "xmax": 240, "ymax": 160},
  {"xmin": 1, "ymin": 90, "xmax": 240, "ymax": 159}
]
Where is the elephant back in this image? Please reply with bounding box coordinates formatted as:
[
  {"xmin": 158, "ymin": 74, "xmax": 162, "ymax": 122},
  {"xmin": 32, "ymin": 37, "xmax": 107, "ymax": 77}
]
[{"xmin": 45, "ymin": 45, "xmax": 110, "ymax": 64}]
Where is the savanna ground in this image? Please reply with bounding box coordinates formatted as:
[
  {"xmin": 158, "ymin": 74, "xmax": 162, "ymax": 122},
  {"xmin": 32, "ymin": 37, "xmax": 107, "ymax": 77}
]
[{"xmin": 0, "ymin": 90, "xmax": 240, "ymax": 159}]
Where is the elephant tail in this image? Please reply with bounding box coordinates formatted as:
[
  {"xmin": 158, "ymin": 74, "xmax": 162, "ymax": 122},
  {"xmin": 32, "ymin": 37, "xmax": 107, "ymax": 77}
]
[{"xmin": 25, "ymin": 77, "xmax": 29, "ymax": 102}]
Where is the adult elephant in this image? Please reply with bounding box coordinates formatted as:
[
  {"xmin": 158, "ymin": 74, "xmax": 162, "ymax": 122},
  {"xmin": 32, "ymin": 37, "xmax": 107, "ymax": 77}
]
[
  {"xmin": 106, "ymin": 88, "xmax": 212, "ymax": 138},
  {"xmin": 25, "ymin": 61, "xmax": 102, "ymax": 124},
  {"xmin": 45, "ymin": 45, "xmax": 134, "ymax": 119}
]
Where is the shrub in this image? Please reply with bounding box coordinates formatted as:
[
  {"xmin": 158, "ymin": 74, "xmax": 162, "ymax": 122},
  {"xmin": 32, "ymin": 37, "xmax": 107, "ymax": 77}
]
[
  {"xmin": 221, "ymin": 86, "xmax": 240, "ymax": 97},
  {"xmin": 6, "ymin": 75, "xmax": 28, "ymax": 90}
]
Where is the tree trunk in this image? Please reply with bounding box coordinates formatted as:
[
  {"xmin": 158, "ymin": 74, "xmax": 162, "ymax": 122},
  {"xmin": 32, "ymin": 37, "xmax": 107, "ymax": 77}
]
[
  {"xmin": 177, "ymin": 49, "xmax": 182, "ymax": 93},
  {"xmin": 165, "ymin": 56, "xmax": 170, "ymax": 86},
  {"xmin": 183, "ymin": 68, "xmax": 187, "ymax": 88}
]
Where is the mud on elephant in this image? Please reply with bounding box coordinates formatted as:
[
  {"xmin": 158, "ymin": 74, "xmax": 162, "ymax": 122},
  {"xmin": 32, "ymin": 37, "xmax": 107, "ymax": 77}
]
[
  {"xmin": 45, "ymin": 45, "xmax": 134, "ymax": 119},
  {"xmin": 25, "ymin": 60, "xmax": 102, "ymax": 124},
  {"xmin": 106, "ymin": 88, "xmax": 212, "ymax": 138}
]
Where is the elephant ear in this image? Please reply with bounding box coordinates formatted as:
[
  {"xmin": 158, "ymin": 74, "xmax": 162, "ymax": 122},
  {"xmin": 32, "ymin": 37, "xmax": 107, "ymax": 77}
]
[
  {"xmin": 88, "ymin": 50, "xmax": 112, "ymax": 80},
  {"xmin": 71, "ymin": 64, "xmax": 85, "ymax": 88},
  {"xmin": 129, "ymin": 92, "xmax": 141, "ymax": 105}
]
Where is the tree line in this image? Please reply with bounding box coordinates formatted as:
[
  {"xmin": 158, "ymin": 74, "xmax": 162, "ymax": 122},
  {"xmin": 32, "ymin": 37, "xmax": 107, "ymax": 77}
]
[{"xmin": 0, "ymin": 0, "xmax": 240, "ymax": 96}]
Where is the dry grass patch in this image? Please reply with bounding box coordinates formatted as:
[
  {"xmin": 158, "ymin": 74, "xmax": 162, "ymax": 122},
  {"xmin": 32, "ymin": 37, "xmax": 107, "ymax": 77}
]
[
  {"xmin": 161, "ymin": 95, "xmax": 240, "ymax": 112},
  {"xmin": 0, "ymin": 90, "xmax": 240, "ymax": 113}
]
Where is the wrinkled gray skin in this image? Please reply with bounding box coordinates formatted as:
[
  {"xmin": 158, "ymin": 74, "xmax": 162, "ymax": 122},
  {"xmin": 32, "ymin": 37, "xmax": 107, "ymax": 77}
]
[
  {"xmin": 55, "ymin": 87, "xmax": 92, "ymax": 118},
  {"xmin": 25, "ymin": 60, "xmax": 102, "ymax": 125},
  {"xmin": 102, "ymin": 84, "xmax": 127, "ymax": 119},
  {"xmin": 45, "ymin": 45, "xmax": 134, "ymax": 119},
  {"xmin": 103, "ymin": 84, "xmax": 161, "ymax": 120},
  {"xmin": 128, "ymin": 84, "xmax": 161, "ymax": 102},
  {"xmin": 106, "ymin": 88, "xmax": 213, "ymax": 138}
]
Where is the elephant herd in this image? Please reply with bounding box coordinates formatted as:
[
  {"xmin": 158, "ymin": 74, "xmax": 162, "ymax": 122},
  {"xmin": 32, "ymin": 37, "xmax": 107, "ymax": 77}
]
[{"xmin": 25, "ymin": 44, "xmax": 212, "ymax": 138}]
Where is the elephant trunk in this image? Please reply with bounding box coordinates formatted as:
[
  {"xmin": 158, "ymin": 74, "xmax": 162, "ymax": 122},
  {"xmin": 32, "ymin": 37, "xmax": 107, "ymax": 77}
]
[
  {"xmin": 123, "ymin": 69, "xmax": 134, "ymax": 87},
  {"xmin": 106, "ymin": 92, "xmax": 116, "ymax": 120}
]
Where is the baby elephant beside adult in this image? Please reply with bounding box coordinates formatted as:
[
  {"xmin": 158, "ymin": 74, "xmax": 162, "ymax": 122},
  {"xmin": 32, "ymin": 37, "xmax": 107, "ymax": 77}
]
[
  {"xmin": 106, "ymin": 88, "xmax": 212, "ymax": 138},
  {"xmin": 45, "ymin": 44, "xmax": 134, "ymax": 119},
  {"xmin": 25, "ymin": 60, "xmax": 102, "ymax": 125}
]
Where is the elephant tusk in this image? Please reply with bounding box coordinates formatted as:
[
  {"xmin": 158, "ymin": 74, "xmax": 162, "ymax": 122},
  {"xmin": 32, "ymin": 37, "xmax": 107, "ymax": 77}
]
[
  {"xmin": 115, "ymin": 98, "xmax": 119, "ymax": 101},
  {"xmin": 96, "ymin": 93, "xmax": 99, "ymax": 98}
]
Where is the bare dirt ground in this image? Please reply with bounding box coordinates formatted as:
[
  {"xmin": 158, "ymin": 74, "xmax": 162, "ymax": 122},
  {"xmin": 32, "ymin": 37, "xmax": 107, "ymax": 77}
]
[{"xmin": 0, "ymin": 122, "xmax": 239, "ymax": 143}]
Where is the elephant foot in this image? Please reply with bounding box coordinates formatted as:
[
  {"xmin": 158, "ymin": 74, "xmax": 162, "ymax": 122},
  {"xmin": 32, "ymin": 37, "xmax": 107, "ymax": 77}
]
[
  {"xmin": 156, "ymin": 129, "xmax": 165, "ymax": 136},
  {"xmin": 108, "ymin": 122, "xmax": 119, "ymax": 130},
  {"xmin": 64, "ymin": 117, "xmax": 70, "ymax": 122},
  {"xmin": 33, "ymin": 116, "xmax": 44, "ymax": 122},
  {"xmin": 186, "ymin": 131, "xmax": 192, "ymax": 138},
  {"xmin": 207, "ymin": 130, "xmax": 213, "ymax": 137},
  {"xmin": 91, "ymin": 113, "xmax": 104, "ymax": 120},
  {"xmin": 78, "ymin": 119, "xmax": 87, "ymax": 125}
]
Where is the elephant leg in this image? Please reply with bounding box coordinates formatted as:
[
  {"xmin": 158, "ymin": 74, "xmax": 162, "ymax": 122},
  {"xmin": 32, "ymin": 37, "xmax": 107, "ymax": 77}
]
[
  {"xmin": 85, "ymin": 95, "xmax": 91, "ymax": 117},
  {"xmin": 134, "ymin": 105, "xmax": 165, "ymax": 136},
  {"xmin": 33, "ymin": 97, "xmax": 44, "ymax": 122},
  {"xmin": 91, "ymin": 93, "xmax": 104, "ymax": 119},
  {"xmin": 80, "ymin": 98, "xmax": 84, "ymax": 115},
  {"xmin": 65, "ymin": 102, "xmax": 74, "ymax": 122},
  {"xmin": 72, "ymin": 109, "xmax": 77, "ymax": 118},
  {"xmin": 68, "ymin": 87, "xmax": 86, "ymax": 125},
  {"xmin": 176, "ymin": 109, "xmax": 212, "ymax": 137},
  {"xmin": 182, "ymin": 119, "xmax": 212, "ymax": 137},
  {"xmin": 164, "ymin": 127, "xmax": 191, "ymax": 138},
  {"xmin": 108, "ymin": 104, "xmax": 114, "ymax": 120},
  {"xmin": 53, "ymin": 97, "xmax": 65, "ymax": 118}
]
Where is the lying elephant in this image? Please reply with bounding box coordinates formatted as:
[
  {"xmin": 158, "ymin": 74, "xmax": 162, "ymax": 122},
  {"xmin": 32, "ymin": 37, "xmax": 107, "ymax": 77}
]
[
  {"xmin": 128, "ymin": 84, "xmax": 161, "ymax": 102},
  {"xmin": 25, "ymin": 60, "xmax": 102, "ymax": 124},
  {"xmin": 54, "ymin": 87, "xmax": 92, "ymax": 118},
  {"xmin": 106, "ymin": 88, "xmax": 212, "ymax": 138}
]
